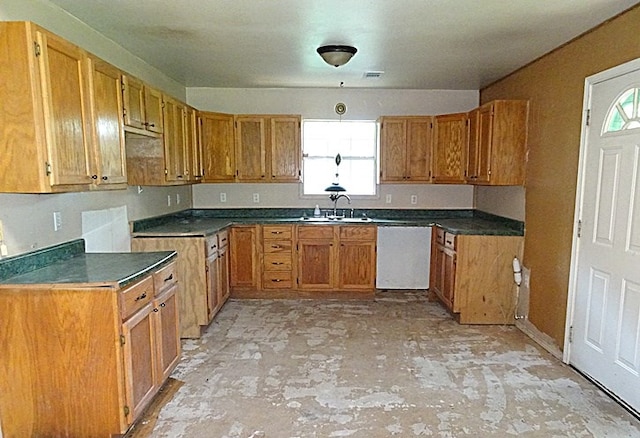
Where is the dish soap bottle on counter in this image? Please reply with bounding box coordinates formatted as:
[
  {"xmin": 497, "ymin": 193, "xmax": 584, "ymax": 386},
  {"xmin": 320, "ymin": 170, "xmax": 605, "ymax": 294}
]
[{"xmin": 313, "ymin": 205, "xmax": 321, "ymax": 217}]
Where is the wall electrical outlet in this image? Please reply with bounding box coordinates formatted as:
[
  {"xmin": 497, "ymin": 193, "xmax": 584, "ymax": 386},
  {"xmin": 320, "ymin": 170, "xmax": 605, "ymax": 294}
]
[
  {"xmin": 167, "ymin": 195, "xmax": 171, "ymax": 207},
  {"xmin": 410, "ymin": 195, "xmax": 418, "ymax": 205},
  {"xmin": 220, "ymin": 192, "xmax": 227, "ymax": 203},
  {"xmin": 176, "ymin": 193, "xmax": 181, "ymax": 205},
  {"xmin": 53, "ymin": 212, "xmax": 62, "ymax": 231},
  {"xmin": 385, "ymin": 194, "xmax": 392, "ymax": 204},
  {"xmin": 253, "ymin": 193, "xmax": 260, "ymax": 203}
]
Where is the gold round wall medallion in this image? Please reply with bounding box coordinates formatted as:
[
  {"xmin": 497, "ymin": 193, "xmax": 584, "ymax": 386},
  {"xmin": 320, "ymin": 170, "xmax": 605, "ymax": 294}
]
[{"xmin": 335, "ymin": 102, "xmax": 347, "ymax": 115}]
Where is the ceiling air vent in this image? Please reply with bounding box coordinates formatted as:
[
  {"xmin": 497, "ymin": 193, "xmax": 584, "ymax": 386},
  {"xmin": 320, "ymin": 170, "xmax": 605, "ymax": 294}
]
[{"xmin": 363, "ymin": 71, "xmax": 384, "ymax": 79}]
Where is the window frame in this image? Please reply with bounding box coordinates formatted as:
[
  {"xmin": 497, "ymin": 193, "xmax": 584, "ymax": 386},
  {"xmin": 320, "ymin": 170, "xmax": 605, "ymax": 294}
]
[{"xmin": 299, "ymin": 119, "xmax": 380, "ymax": 200}]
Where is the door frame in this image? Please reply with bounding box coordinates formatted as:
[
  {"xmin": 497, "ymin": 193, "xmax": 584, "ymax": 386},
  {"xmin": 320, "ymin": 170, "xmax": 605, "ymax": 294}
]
[{"xmin": 565, "ymin": 56, "xmax": 640, "ymax": 362}]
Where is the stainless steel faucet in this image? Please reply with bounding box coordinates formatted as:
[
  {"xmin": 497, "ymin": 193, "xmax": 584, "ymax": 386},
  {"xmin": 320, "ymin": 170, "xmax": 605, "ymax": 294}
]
[{"xmin": 329, "ymin": 193, "xmax": 351, "ymax": 218}]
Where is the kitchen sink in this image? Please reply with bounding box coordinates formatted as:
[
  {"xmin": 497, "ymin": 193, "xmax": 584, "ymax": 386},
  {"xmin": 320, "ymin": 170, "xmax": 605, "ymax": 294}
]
[{"xmin": 299, "ymin": 216, "xmax": 373, "ymax": 223}]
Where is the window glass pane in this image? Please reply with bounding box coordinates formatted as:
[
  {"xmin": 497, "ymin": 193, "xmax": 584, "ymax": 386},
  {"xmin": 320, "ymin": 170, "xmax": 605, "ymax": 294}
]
[
  {"xmin": 605, "ymin": 87, "xmax": 640, "ymax": 133},
  {"xmin": 303, "ymin": 120, "xmax": 377, "ymax": 196}
]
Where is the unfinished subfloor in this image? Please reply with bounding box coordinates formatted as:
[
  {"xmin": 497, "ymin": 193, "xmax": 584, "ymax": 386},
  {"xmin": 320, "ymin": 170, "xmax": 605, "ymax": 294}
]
[{"xmin": 136, "ymin": 292, "xmax": 640, "ymax": 437}]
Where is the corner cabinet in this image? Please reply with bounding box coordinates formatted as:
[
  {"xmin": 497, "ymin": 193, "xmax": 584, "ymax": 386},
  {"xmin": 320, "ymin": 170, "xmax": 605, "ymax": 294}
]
[
  {"xmin": 430, "ymin": 226, "xmax": 523, "ymax": 324},
  {"xmin": 379, "ymin": 116, "xmax": 433, "ymax": 183},
  {"xmin": 432, "ymin": 112, "xmax": 467, "ymax": 184},
  {"xmin": 466, "ymin": 100, "xmax": 529, "ymax": 185},
  {"xmin": 0, "ymin": 260, "xmax": 180, "ymax": 437}
]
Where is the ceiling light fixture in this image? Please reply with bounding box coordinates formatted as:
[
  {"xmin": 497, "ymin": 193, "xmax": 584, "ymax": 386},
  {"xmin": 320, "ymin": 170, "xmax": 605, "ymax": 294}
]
[{"xmin": 317, "ymin": 45, "xmax": 357, "ymax": 67}]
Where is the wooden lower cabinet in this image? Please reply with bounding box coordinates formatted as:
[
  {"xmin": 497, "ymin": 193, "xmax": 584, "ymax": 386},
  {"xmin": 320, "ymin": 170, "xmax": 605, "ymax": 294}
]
[
  {"xmin": 430, "ymin": 226, "xmax": 523, "ymax": 324},
  {"xmin": 0, "ymin": 260, "xmax": 180, "ymax": 437},
  {"xmin": 132, "ymin": 231, "xmax": 230, "ymax": 339},
  {"xmin": 230, "ymin": 225, "xmax": 261, "ymax": 291},
  {"xmin": 229, "ymin": 224, "xmax": 377, "ymax": 296}
]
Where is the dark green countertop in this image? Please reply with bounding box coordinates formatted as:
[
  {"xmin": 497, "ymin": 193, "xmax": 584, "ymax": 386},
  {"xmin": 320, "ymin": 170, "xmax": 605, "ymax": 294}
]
[
  {"xmin": 131, "ymin": 209, "xmax": 524, "ymax": 237},
  {"xmin": 0, "ymin": 239, "xmax": 176, "ymax": 288}
]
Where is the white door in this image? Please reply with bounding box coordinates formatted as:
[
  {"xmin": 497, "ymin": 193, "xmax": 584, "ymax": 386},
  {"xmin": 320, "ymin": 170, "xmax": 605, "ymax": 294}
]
[{"xmin": 568, "ymin": 60, "xmax": 640, "ymax": 414}]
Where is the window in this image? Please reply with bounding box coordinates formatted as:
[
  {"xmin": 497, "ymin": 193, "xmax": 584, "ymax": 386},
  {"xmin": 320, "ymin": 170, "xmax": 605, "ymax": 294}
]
[
  {"xmin": 604, "ymin": 87, "xmax": 640, "ymax": 133},
  {"xmin": 302, "ymin": 120, "xmax": 377, "ymax": 196}
]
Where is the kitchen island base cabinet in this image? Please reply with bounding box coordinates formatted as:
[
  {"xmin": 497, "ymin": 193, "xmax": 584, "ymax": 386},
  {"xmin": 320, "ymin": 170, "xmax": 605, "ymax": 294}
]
[
  {"xmin": 0, "ymin": 261, "xmax": 180, "ymax": 437},
  {"xmin": 430, "ymin": 227, "xmax": 523, "ymax": 325},
  {"xmin": 132, "ymin": 231, "xmax": 229, "ymax": 339}
]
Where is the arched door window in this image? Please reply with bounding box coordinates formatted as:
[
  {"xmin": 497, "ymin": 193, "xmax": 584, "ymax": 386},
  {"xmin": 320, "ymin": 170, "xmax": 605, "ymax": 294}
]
[{"xmin": 604, "ymin": 86, "xmax": 640, "ymax": 132}]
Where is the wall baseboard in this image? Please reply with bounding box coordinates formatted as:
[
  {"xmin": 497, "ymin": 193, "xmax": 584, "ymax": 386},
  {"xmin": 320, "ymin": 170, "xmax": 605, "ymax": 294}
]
[{"xmin": 516, "ymin": 317, "xmax": 563, "ymax": 360}]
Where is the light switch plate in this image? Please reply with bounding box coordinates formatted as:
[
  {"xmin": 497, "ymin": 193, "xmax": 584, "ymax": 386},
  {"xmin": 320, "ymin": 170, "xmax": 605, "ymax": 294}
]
[
  {"xmin": 53, "ymin": 212, "xmax": 62, "ymax": 231},
  {"xmin": 385, "ymin": 194, "xmax": 392, "ymax": 204}
]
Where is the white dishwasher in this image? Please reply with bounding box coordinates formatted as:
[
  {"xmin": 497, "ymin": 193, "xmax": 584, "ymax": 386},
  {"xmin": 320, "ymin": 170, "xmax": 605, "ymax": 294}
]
[{"xmin": 376, "ymin": 226, "xmax": 431, "ymax": 289}]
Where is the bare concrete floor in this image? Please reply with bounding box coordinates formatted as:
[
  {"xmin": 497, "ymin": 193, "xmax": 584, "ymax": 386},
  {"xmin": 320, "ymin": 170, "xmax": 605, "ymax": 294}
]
[{"xmin": 144, "ymin": 292, "xmax": 640, "ymax": 437}]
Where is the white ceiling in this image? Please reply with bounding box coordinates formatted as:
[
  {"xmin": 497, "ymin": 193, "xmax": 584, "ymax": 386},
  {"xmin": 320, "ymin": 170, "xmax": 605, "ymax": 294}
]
[{"xmin": 48, "ymin": 0, "xmax": 639, "ymax": 89}]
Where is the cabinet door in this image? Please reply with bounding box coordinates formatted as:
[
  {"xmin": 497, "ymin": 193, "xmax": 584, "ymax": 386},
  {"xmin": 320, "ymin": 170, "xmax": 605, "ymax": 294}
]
[
  {"xmin": 86, "ymin": 56, "xmax": 127, "ymax": 186},
  {"xmin": 199, "ymin": 112, "xmax": 236, "ymax": 182},
  {"xmin": 122, "ymin": 74, "xmax": 145, "ymax": 130},
  {"xmin": 466, "ymin": 108, "xmax": 480, "ymax": 182},
  {"xmin": 298, "ymin": 239, "xmax": 334, "ymax": 289},
  {"xmin": 37, "ymin": 29, "xmax": 93, "ymax": 186},
  {"xmin": 270, "ymin": 116, "xmax": 301, "ymax": 181},
  {"xmin": 338, "ymin": 240, "xmax": 376, "ymax": 290},
  {"xmin": 163, "ymin": 97, "xmax": 187, "ymax": 182},
  {"xmin": 442, "ymin": 248, "xmax": 456, "ymax": 311},
  {"xmin": 186, "ymin": 106, "xmax": 203, "ymax": 181},
  {"xmin": 144, "ymin": 86, "xmax": 164, "ymax": 134},
  {"xmin": 218, "ymin": 245, "xmax": 230, "ymax": 302},
  {"xmin": 432, "ymin": 113, "xmax": 467, "ymax": 184},
  {"xmin": 153, "ymin": 284, "xmax": 181, "ymax": 383},
  {"xmin": 230, "ymin": 226, "xmax": 259, "ymax": 289},
  {"xmin": 379, "ymin": 117, "xmax": 407, "ymax": 182},
  {"xmin": 406, "ymin": 117, "xmax": 433, "ymax": 181},
  {"xmin": 205, "ymin": 251, "xmax": 219, "ymax": 321},
  {"xmin": 122, "ymin": 302, "xmax": 156, "ymax": 424},
  {"xmin": 236, "ymin": 116, "xmax": 267, "ymax": 181},
  {"xmin": 475, "ymin": 104, "xmax": 494, "ymax": 184}
]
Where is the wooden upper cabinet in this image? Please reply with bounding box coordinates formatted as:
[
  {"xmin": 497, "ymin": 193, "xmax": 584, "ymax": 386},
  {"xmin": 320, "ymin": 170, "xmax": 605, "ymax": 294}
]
[
  {"xmin": 467, "ymin": 100, "xmax": 529, "ymax": 186},
  {"xmin": 379, "ymin": 116, "xmax": 432, "ymax": 183},
  {"xmin": 85, "ymin": 55, "xmax": 127, "ymax": 187},
  {"xmin": 432, "ymin": 112, "xmax": 467, "ymax": 184},
  {"xmin": 270, "ymin": 116, "xmax": 301, "ymax": 181},
  {"xmin": 235, "ymin": 114, "xmax": 301, "ymax": 182},
  {"xmin": 122, "ymin": 74, "xmax": 163, "ymax": 136},
  {"xmin": 0, "ymin": 22, "xmax": 94, "ymax": 193},
  {"xmin": 185, "ymin": 106, "xmax": 203, "ymax": 181},
  {"xmin": 235, "ymin": 116, "xmax": 268, "ymax": 181},
  {"xmin": 199, "ymin": 111, "xmax": 236, "ymax": 182},
  {"xmin": 163, "ymin": 96, "xmax": 188, "ymax": 182}
]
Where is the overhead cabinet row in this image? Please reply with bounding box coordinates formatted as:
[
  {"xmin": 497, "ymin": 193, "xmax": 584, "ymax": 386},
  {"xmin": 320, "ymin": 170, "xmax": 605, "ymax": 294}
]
[{"xmin": 380, "ymin": 100, "xmax": 529, "ymax": 186}]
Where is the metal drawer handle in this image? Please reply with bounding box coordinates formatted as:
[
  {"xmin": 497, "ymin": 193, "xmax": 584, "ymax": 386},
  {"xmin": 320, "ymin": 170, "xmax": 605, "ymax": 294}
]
[
  {"xmin": 271, "ymin": 279, "xmax": 282, "ymax": 282},
  {"xmin": 134, "ymin": 292, "xmax": 147, "ymax": 301},
  {"xmin": 164, "ymin": 274, "xmax": 174, "ymax": 282},
  {"xmin": 160, "ymin": 302, "xmax": 166, "ymax": 308},
  {"xmin": 272, "ymin": 231, "xmax": 283, "ymax": 235},
  {"xmin": 153, "ymin": 308, "xmax": 159, "ymax": 312},
  {"xmin": 271, "ymin": 245, "xmax": 280, "ymax": 249},
  {"xmin": 272, "ymin": 262, "xmax": 284, "ymax": 265}
]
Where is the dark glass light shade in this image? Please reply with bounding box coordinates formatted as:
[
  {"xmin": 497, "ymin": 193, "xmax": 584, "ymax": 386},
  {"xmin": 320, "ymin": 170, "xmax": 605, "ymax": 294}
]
[{"xmin": 325, "ymin": 183, "xmax": 347, "ymax": 192}]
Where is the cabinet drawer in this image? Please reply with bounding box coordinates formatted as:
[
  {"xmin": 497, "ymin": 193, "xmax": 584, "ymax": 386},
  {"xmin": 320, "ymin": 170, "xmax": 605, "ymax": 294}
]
[
  {"xmin": 205, "ymin": 235, "xmax": 218, "ymax": 256},
  {"xmin": 217, "ymin": 229, "xmax": 229, "ymax": 249},
  {"xmin": 263, "ymin": 241, "xmax": 292, "ymax": 254},
  {"xmin": 121, "ymin": 276, "xmax": 154, "ymax": 320},
  {"xmin": 262, "ymin": 271, "xmax": 293, "ymax": 289},
  {"xmin": 298, "ymin": 226, "xmax": 334, "ymax": 239},
  {"xmin": 435, "ymin": 227, "xmax": 445, "ymax": 245},
  {"xmin": 444, "ymin": 232, "xmax": 456, "ymax": 250},
  {"xmin": 264, "ymin": 254, "xmax": 292, "ymax": 271},
  {"xmin": 263, "ymin": 225, "xmax": 292, "ymax": 240},
  {"xmin": 340, "ymin": 225, "xmax": 376, "ymax": 241},
  {"xmin": 154, "ymin": 262, "xmax": 177, "ymax": 293}
]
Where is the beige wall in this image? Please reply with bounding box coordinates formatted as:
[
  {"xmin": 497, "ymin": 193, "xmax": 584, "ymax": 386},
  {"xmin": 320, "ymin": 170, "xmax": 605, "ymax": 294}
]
[{"xmin": 480, "ymin": 5, "xmax": 640, "ymax": 349}]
